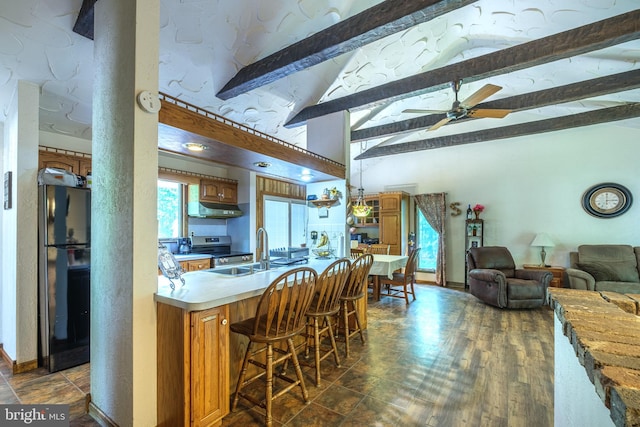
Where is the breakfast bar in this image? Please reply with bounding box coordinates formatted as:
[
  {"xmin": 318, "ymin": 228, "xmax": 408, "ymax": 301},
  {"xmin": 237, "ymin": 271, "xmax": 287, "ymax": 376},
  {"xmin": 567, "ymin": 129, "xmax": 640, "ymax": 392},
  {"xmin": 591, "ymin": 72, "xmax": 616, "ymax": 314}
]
[{"xmin": 155, "ymin": 258, "xmax": 336, "ymax": 426}]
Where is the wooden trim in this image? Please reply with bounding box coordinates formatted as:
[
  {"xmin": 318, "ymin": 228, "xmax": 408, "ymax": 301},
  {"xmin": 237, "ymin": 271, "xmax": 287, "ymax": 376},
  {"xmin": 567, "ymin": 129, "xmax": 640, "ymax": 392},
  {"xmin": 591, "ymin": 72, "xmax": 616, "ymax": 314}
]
[
  {"xmin": 39, "ymin": 146, "xmax": 92, "ymax": 159},
  {"xmin": 88, "ymin": 401, "xmax": 118, "ymax": 427},
  {"xmin": 158, "ymin": 94, "xmax": 345, "ymax": 180},
  {"xmin": 0, "ymin": 346, "xmax": 38, "ymax": 374}
]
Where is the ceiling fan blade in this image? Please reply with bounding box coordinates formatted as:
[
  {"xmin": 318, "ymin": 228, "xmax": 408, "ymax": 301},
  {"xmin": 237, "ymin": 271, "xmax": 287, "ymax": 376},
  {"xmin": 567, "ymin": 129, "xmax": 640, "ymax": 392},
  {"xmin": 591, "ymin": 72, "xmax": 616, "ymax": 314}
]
[
  {"xmin": 428, "ymin": 117, "xmax": 452, "ymax": 131},
  {"xmin": 402, "ymin": 108, "xmax": 447, "ymax": 114},
  {"xmin": 461, "ymin": 84, "xmax": 502, "ymax": 109},
  {"xmin": 468, "ymin": 108, "xmax": 512, "ymax": 119}
]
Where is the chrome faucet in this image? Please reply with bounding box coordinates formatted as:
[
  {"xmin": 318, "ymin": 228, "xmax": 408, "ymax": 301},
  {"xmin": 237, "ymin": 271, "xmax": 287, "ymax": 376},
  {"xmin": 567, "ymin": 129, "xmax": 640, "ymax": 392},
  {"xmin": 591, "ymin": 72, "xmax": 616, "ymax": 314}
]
[{"xmin": 256, "ymin": 227, "xmax": 270, "ymax": 270}]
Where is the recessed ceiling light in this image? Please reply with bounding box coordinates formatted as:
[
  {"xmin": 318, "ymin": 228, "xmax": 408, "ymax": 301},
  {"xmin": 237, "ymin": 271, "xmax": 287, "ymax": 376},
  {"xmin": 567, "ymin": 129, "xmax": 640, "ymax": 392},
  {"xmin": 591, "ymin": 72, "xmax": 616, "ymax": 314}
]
[
  {"xmin": 300, "ymin": 173, "xmax": 313, "ymax": 182},
  {"xmin": 184, "ymin": 142, "xmax": 207, "ymax": 152},
  {"xmin": 253, "ymin": 161, "xmax": 271, "ymax": 168}
]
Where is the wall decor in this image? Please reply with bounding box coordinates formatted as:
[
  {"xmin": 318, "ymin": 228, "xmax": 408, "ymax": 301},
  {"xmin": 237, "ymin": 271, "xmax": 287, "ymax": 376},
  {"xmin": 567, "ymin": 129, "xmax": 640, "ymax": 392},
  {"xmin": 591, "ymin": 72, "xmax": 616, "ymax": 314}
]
[
  {"xmin": 449, "ymin": 202, "xmax": 461, "ymax": 216},
  {"xmin": 3, "ymin": 171, "xmax": 11, "ymax": 210},
  {"xmin": 582, "ymin": 182, "xmax": 632, "ymax": 218}
]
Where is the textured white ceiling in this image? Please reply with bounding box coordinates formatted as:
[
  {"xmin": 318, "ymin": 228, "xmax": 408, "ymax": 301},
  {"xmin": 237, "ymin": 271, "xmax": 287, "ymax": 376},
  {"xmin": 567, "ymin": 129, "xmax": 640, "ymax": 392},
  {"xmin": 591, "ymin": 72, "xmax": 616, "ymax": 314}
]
[{"xmin": 1, "ymin": 0, "xmax": 639, "ymax": 155}]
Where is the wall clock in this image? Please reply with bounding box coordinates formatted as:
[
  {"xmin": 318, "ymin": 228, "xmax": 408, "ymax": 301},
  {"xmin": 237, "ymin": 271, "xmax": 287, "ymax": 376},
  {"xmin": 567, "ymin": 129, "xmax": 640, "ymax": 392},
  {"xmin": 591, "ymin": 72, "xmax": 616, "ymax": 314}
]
[{"xmin": 582, "ymin": 183, "xmax": 632, "ymax": 218}]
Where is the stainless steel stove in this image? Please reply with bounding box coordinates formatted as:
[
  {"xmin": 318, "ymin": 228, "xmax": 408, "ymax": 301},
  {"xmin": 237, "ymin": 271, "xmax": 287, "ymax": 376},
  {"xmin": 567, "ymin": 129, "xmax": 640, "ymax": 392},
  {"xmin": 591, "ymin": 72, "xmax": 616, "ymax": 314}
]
[{"xmin": 190, "ymin": 235, "xmax": 253, "ymax": 266}]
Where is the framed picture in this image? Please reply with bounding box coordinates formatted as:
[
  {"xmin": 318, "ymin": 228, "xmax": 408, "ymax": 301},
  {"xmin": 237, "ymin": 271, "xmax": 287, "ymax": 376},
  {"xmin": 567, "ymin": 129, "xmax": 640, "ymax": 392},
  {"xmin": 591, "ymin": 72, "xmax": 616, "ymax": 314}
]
[{"xmin": 3, "ymin": 171, "xmax": 11, "ymax": 210}]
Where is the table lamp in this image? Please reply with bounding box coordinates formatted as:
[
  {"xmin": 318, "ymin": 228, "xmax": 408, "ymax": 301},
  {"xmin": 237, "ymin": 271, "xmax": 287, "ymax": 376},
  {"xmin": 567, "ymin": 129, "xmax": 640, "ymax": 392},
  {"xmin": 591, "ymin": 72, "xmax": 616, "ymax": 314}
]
[{"xmin": 530, "ymin": 233, "xmax": 555, "ymax": 266}]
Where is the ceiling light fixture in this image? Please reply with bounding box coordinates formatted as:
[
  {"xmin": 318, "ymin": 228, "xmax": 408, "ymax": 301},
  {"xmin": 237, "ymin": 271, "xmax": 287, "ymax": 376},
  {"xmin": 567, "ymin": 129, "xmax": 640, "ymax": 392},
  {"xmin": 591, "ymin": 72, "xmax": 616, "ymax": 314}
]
[
  {"xmin": 253, "ymin": 161, "xmax": 271, "ymax": 168},
  {"xmin": 184, "ymin": 142, "xmax": 207, "ymax": 152},
  {"xmin": 352, "ymin": 142, "xmax": 372, "ymax": 218},
  {"xmin": 300, "ymin": 171, "xmax": 314, "ymax": 182}
]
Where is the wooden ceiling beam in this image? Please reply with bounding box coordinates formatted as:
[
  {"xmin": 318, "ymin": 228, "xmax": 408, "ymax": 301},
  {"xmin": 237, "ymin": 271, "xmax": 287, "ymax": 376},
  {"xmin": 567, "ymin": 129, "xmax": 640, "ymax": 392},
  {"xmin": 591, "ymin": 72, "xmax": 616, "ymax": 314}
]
[
  {"xmin": 350, "ymin": 69, "xmax": 640, "ymax": 142},
  {"xmin": 216, "ymin": 0, "xmax": 478, "ymax": 100},
  {"xmin": 287, "ymin": 10, "xmax": 640, "ymax": 128},
  {"xmin": 72, "ymin": 0, "xmax": 97, "ymax": 40},
  {"xmin": 354, "ymin": 103, "xmax": 640, "ymax": 159}
]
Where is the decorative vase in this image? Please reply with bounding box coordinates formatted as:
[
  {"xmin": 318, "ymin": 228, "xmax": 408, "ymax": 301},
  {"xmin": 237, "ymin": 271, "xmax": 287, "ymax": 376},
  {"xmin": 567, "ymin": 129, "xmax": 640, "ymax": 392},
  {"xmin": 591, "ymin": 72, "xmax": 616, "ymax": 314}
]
[{"xmin": 474, "ymin": 211, "xmax": 480, "ymax": 219}]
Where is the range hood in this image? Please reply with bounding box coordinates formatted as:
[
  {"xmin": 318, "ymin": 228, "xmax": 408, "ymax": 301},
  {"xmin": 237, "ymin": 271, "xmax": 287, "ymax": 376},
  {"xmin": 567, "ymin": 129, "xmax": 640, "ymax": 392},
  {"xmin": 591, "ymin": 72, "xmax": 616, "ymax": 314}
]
[{"xmin": 187, "ymin": 201, "xmax": 243, "ymax": 218}]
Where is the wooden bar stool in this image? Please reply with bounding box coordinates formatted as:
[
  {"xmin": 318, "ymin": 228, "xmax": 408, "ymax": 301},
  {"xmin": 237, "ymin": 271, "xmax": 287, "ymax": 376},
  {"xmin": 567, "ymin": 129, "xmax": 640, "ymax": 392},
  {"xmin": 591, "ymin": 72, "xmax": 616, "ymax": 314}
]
[
  {"xmin": 301, "ymin": 258, "xmax": 351, "ymax": 387},
  {"xmin": 338, "ymin": 254, "xmax": 373, "ymax": 357},
  {"xmin": 230, "ymin": 267, "xmax": 317, "ymax": 427}
]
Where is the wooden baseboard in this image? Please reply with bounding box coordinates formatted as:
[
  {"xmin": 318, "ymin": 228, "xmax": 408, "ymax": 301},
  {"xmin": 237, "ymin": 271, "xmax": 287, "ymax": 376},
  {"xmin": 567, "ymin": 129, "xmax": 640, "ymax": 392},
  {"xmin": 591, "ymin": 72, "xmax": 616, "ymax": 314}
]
[
  {"xmin": 89, "ymin": 400, "xmax": 118, "ymax": 427},
  {"xmin": 0, "ymin": 345, "xmax": 38, "ymax": 374}
]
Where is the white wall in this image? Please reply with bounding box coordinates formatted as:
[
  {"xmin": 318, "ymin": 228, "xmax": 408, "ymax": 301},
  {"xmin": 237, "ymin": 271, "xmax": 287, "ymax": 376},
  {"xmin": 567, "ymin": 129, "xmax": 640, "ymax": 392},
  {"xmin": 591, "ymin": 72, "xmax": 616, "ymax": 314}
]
[
  {"xmin": 354, "ymin": 123, "xmax": 640, "ymax": 284},
  {"xmin": 307, "ymin": 180, "xmax": 348, "ymax": 258},
  {"xmin": 554, "ymin": 314, "xmax": 614, "ymax": 427},
  {"xmin": 1, "ymin": 81, "xmax": 39, "ymax": 364}
]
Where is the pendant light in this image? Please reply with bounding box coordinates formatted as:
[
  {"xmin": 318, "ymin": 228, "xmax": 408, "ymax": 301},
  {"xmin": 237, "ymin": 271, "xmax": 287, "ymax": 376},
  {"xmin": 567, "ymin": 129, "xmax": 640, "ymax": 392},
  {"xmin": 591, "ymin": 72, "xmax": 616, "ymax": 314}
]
[{"xmin": 352, "ymin": 143, "xmax": 371, "ymax": 218}]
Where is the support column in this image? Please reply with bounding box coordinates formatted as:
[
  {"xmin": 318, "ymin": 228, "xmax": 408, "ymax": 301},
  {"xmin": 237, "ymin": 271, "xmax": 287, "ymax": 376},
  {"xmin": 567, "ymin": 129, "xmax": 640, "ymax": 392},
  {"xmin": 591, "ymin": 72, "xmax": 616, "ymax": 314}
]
[{"xmin": 91, "ymin": 0, "xmax": 159, "ymax": 425}]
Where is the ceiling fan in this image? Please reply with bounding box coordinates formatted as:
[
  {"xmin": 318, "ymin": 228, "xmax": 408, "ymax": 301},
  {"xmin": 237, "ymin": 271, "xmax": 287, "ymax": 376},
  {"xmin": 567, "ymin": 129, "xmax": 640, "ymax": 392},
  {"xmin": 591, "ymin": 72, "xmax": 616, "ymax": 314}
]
[{"xmin": 403, "ymin": 80, "xmax": 512, "ymax": 131}]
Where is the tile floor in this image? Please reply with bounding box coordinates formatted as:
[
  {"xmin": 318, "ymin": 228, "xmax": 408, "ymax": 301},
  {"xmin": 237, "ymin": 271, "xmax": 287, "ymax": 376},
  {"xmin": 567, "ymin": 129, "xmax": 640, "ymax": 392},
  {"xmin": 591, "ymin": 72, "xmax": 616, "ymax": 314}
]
[{"xmin": 0, "ymin": 284, "xmax": 555, "ymax": 426}]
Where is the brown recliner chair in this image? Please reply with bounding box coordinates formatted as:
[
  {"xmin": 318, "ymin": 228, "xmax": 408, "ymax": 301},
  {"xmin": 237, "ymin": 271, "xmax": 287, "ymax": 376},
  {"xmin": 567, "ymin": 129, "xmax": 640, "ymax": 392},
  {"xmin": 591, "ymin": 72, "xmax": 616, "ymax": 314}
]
[{"xmin": 467, "ymin": 246, "xmax": 552, "ymax": 309}]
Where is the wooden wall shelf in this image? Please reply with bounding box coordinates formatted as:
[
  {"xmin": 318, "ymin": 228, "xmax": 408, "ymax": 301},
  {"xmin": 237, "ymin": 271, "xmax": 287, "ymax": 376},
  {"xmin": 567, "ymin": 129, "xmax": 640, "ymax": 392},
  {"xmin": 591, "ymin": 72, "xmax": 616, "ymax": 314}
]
[{"xmin": 309, "ymin": 198, "xmax": 339, "ymax": 208}]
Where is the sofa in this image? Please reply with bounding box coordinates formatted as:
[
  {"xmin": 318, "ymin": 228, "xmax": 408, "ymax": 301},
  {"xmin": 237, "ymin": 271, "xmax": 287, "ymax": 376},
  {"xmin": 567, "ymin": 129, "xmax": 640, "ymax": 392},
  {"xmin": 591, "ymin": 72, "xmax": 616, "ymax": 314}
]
[{"xmin": 566, "ymin": 245, "xmax": 640, "ymax": 293}]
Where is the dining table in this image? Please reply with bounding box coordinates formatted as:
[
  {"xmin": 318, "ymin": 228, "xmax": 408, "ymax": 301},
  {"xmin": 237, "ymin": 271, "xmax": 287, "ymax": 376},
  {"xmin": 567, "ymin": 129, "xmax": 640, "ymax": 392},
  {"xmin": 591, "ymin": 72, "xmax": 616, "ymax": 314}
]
[{"xmin": 369, "ymin": 254, "xmax": 409, "ymax": 301}]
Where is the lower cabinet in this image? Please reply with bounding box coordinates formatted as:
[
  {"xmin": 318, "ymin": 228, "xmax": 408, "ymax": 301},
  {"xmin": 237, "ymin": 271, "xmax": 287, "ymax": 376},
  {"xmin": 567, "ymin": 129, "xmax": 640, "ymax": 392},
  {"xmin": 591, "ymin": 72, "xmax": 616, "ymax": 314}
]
[
  {"xmin": 157, "ymin": 303, "xmax": 229, "ymax": 427},
  {"xmin": 183, "ymin": 259, "xmax": 212, "ymax": 272}
]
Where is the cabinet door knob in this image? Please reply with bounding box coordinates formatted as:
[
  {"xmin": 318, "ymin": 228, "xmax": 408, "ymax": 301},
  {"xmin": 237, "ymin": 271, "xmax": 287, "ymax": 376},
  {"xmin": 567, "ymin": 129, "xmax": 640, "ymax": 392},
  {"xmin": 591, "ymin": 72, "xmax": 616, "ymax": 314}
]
[{"xmin": 222, "ymin": 318, "xmax": 228, "ymax": 325}]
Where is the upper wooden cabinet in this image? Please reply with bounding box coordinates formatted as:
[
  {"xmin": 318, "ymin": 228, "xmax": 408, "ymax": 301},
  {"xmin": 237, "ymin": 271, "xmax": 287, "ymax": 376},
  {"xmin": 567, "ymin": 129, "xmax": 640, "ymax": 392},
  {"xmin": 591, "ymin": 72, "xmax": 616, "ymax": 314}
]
[
  {"xmin": 350, "ymin": 191, "xmax": 409, "ymax": 255},
  {"xmin": 378, "ymin": 192, "xmax": 409, "ymax": 255},
  {"xmin": 39, "ymin": 150, "xmax": 91, "ymax": 176},
  {"xmin": 199, "ymin": 178, "xmax": 238, "ymax": 204},
  {"xmin": 379, "ymin": 193, "xmax": 404, "ymax": 212}
]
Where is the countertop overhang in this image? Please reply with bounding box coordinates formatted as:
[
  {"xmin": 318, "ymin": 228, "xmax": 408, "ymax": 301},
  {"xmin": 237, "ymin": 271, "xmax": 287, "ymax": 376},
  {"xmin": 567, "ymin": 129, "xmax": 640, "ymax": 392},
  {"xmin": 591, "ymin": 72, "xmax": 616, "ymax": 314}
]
[
  {"xmin": 172, "ymin": 253, "xmax": 214, "ymax": 261},
  {"xmin": 155, "ymin": 258, "xmax": 335, "ymax": 312},
  {"xmin": 548, "ymin": 288, "xmax": 640, "ymax": 427}
]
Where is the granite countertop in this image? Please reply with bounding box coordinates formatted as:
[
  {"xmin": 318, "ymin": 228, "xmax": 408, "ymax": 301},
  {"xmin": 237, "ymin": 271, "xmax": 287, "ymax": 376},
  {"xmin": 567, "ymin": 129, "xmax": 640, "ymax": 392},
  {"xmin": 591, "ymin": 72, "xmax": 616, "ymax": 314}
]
[
  {"xmin": 547, "ymin": 288, "xmax": 640, "ymax": 427},
  {"xmin": 155, "ymin": 258, "xmax": 336, "ymax": 312}
]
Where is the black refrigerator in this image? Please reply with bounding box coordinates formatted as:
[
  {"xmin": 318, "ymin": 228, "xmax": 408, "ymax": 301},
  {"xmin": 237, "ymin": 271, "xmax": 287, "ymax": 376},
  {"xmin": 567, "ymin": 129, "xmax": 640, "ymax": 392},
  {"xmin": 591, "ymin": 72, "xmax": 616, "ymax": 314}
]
[{"xmin": 38, "ymin": 184, "xmax": 91, "ymax": 372}]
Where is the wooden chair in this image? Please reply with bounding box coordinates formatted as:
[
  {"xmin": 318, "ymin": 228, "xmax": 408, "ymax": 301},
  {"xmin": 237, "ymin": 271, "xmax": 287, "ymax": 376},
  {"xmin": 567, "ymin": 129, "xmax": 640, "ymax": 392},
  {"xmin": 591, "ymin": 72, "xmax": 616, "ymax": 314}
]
[
  {"xmin": 369, "ymin": 243, "xmax": 390, "ymax": 254},
  {"xmin": 230, "ymin": 267, "xmax": 317, "ymax": 427},
  {"xmin": 300, "ymin": 258, "xmax": 351, "ymax": 386},
  {"xmin": 380, "ymin": 248, "xmax": 421, "ymax": 305},
  {"xmin": 350, "ymin": 248, "xmax": 365, "ymax": 258},
  {"xmin": 338, "ymin": 254, "xmax": 373, "ymax": 357}
]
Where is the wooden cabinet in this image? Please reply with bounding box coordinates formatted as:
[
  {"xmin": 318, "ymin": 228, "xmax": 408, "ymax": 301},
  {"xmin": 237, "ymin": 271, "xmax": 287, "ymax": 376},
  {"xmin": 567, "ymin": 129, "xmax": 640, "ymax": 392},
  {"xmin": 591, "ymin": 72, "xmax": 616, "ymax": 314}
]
[
  {"xmin": 183, "ymin": 259, "xmax": 212, "ymax": 272},
  {"xmin": 157, "ymin": 303, "xmax": 229, "ymax": 427},
  {"xmin": 523, "ymin": 264, "xmax": 565, "ymax": 288},
  {"xmin": 378, "ymin": 192, "xmax": 409, "ymax": 255},
  {"xmin": 158, "ymin": 258, "xmax": 211, "ymax": 276},
  {"xmin": 350, "ymin": 192, "xmax": 408, "ymax": 255},
  {"xmin": 39, "ymin": 150, "xmax": 92, "ymax": 176},
  {"xmin": 200, "ymin": 178, "xmax": 237, "ymax": 204}
]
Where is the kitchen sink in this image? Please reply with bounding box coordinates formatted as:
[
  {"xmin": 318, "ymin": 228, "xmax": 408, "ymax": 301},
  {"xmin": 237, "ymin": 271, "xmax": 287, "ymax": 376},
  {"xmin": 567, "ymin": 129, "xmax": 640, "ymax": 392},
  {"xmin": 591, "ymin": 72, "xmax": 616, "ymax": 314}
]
[{"xmin": 204, "ymin": 263, "xmax": 272, "ymax": 277}]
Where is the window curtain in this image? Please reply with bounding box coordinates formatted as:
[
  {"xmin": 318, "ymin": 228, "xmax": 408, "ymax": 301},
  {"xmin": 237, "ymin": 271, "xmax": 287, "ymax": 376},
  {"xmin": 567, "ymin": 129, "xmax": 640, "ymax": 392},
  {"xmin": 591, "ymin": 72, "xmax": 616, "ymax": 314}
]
[{"xmin": 414, "ymin": 193, "xmax": 447, "ymax": 286}]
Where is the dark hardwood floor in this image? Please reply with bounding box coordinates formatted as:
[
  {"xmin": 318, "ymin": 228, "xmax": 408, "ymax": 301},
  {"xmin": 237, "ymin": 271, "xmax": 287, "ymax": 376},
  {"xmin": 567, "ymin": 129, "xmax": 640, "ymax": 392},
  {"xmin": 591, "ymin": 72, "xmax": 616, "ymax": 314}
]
[{"xmin": 0, "ymin": 284, "xmax": 554, "ymax": 426}]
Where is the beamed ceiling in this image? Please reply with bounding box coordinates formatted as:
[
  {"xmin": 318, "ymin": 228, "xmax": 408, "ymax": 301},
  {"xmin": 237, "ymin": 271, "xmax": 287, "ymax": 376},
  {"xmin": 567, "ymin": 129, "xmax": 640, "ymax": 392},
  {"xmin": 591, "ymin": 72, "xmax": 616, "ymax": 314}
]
[{"xmin": 1, "ymin": 0, "xmax": 639, "ymax": 181}]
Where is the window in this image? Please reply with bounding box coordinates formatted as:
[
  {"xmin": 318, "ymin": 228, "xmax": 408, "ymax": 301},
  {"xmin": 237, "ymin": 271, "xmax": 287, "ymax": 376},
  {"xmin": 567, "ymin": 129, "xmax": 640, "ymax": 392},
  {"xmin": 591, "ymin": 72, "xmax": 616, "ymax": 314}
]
[
  {"xmin": 264, "ymin": 196, "xmax": 307, "ymax": 248},
  {"xmin": 158, "ymin": 180, "xmax": 183, "ymax": 238},
  {"xmin": 416, "ymin": 208, "xmax": 439, "ymax": 271}
]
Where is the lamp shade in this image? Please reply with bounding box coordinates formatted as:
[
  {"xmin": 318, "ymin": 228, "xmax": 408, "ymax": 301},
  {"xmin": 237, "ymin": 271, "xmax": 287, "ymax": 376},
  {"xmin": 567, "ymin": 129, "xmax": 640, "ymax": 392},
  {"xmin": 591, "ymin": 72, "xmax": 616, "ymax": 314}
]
[{"xmin": 530, "ymin": 233, "xmax": 555, "ymax": 248}]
